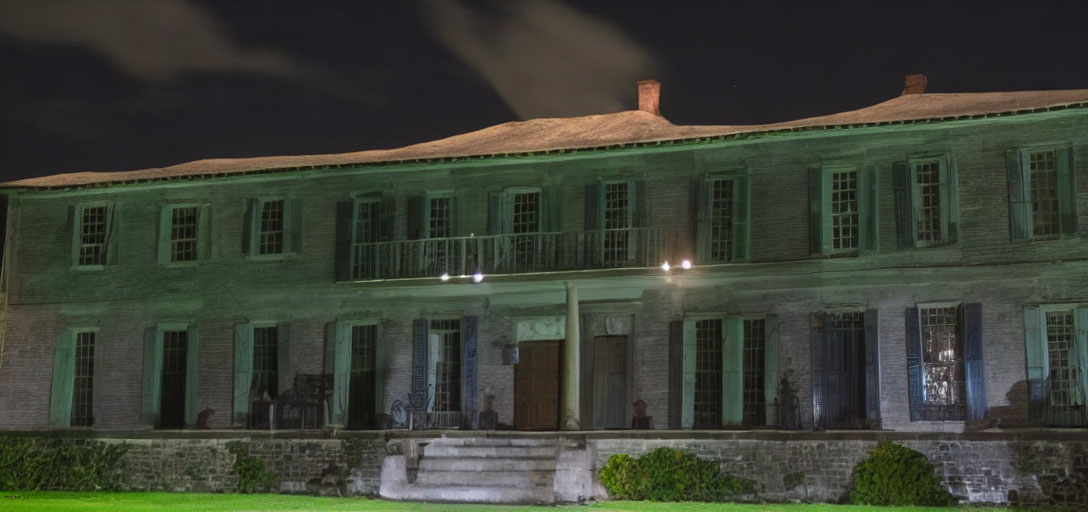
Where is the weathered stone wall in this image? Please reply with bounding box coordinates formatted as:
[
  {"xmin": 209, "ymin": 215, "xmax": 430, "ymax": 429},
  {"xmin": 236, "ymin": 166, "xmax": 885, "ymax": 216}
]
[{"xmin": 589, "ymin": 431, "xmax": 1088, "ymax": 508}]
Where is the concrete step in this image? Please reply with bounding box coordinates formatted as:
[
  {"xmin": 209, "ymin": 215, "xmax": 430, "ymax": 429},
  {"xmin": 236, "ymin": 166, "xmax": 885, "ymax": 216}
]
[
  {"xmin": 392, "ymin": 484, "xmax": 555, "ymax": 504},
  {"xmin": 428, "ymin": 436, "xmax": 558, "ymax": 447},
  {"xmin": 416, "ymin": 469, "xmax": 554, "ymax": 488},
  {"xmin": 422, "ymin": 444, "xmax": 557, "ymax": 458},
  {"xmin": 419, "ymin": 456, "xmax": 557, "ymax": 472}
]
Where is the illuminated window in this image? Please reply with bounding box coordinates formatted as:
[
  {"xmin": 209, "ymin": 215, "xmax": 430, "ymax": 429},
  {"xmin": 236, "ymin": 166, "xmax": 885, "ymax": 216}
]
[{"xmin": 920, "ymin": 307, "xmax": 965, "ymax": 421}]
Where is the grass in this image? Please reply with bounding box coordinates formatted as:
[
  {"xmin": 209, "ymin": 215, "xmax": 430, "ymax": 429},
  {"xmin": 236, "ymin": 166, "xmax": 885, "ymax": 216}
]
[{"xmin": 0, "ymin": 492, "xmax": 1042, "ymax": 512}]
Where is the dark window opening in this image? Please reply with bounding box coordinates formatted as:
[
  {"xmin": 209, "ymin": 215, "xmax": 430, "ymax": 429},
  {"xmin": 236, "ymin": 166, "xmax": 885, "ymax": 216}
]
[
  {"xmin": 71, "ymin": 331, "xmax": 95, "ymax": 427},
  {"xmin": 742, "ymin": 319, "xmax": 766, "ymax": 427},
  {"xmin": 348, "ymin": 324, "xmax": 377, "ymax": 429},
  {"xmin": 432, "ymin": 319, "xmax": 461, "ymax": 413},
  {"xmin": 694, "ymin": 319, "xmax": 722, "ymax": 429},
  {"xmin": 160, "ymin": 330, "xmax": 188, "ymax": 429},
  {"xmin": 252, "ymin": 327, "xmax": 279, "ymax": 400}
]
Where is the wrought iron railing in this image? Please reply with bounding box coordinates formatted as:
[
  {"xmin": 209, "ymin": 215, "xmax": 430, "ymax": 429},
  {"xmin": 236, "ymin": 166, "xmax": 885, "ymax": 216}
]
[{"xmin": 348, "ymin": 228, "xmax": 676, "ymax": 281}]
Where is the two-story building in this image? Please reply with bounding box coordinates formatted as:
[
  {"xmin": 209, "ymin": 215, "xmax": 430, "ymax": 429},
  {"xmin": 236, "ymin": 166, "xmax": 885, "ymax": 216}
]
[{"xmin": 0, "ymin": 78, "xmax": 1086, "ymax": 436}]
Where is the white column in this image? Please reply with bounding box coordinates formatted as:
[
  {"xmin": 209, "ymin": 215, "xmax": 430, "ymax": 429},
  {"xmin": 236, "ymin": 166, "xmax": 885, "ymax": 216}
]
[{"xmin": 563, "ymin": 282, "xmax": 581, "ymax": 430}]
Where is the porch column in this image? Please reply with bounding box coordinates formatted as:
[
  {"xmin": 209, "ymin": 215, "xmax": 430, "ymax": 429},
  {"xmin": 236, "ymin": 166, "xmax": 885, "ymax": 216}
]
[{"xmin": 563, "ymin": 282, "xmax": 581, "ymax": 430}]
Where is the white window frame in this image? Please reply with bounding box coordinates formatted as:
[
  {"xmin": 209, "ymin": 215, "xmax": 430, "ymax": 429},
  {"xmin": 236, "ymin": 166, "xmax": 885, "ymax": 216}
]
[
  {"xmin": 821, "ymin": 165, "xmax": 861, "ymax": 254},
  {"xmin": 908, "ymin": 155, "xmax": 952, "ymax": 247},
  {"xmin": 424, "ymin": 190, "xmax": 455, "ymax": 239},
  {"xmin": 71, "ymin": 201, "xmax": 114, "ymax": 269}
]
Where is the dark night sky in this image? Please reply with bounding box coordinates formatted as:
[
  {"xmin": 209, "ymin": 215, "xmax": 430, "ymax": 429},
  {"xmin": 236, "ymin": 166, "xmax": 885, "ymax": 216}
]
[{"xmin": 1, "ymin": 0, "xmax": 1087, "ymax": 181}]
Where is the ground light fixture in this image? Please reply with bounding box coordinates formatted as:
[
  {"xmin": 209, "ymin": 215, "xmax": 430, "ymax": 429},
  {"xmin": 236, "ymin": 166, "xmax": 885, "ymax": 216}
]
[
  {"xmin": 661, "ymin": 261, "xmax": 670, "ymax": 271},
  {"xmin": 473, "ymin": 271, "xmax": 484, "ymax": 283},
  {"xmin": 440, "ymin": 272, "xmax": 450, "ymax": 281}
]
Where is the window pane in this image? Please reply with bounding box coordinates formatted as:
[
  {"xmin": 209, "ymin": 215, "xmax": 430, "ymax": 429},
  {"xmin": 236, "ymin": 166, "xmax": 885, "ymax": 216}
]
[
  {"xmin": 920, "ymin": 307, "xmax": 965, "ymax": 420},
  {"xmin": 1046, "ymin": 310, "xmax": 1079, "ymax": 408},
  {"xmin": 915, "ymin": 160, "xmax": 943, "ymax": 243},
  {"xmin": 1030, "ymin": 150, "xmax": 1060, "ymax": 237},
  {"xmin": 79, "ymin": 205, "xmax": 108, "ymax": 265},
  {"xmin": 709, "ymin": 179, "xmax": 734, "ymax": 263},
  {"xmin": 694, "ymin": 319, "xmax": 722, "ymax": 429},
  {"xmin": 72, "ymin": 331, "xmax": 95, "ymax": 427},
  {"xmin": 742, "ymin": 319, "xmax": 765, "ymax": 426},
  {"xmin": 831, "ymin": 171, "xmax": 859, "ymax": 250},
  {"xmin": 429, "ymin": 197, "xmax": 451, "ymax": 239},
  {"xmin": 252, "ymin": 327, "xmax": 279, "ymax": 399},
  {"xmin": 431, "ymin": 319, "xmax": 461, "ymax": 412},
  {"xmin": 603, "ymin": 183, "xmax": 630, "ymax": 265},
  {"xmin": 170, "ymin": 206, "xmax": 199, "ymax": 262},
  {"xmin": 258, "ymin": 200, "xmax": 285, "ymax": 255}
]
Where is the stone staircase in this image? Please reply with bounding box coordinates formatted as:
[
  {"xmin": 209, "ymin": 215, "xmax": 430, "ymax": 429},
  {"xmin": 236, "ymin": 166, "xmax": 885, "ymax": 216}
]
[{"xmin": 381, "ymin": 435, "xmax": 569, "ymax": 504}]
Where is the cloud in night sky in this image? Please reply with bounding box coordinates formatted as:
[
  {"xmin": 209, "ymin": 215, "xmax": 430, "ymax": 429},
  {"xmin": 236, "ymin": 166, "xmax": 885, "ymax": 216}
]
[
  {"xmin": 0, "ymin": 0, "xmax": 298, "ymax": 82},
  {"xmin": 425, "ymin": 0, "xmax": 658, "ymax": 119}
]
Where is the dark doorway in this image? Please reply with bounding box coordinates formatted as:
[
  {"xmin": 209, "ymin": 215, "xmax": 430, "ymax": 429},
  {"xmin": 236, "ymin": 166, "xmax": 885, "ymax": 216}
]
[
  {"xmin": 348, "ymin": 324, "xmax": 377, "ymax": 429},
  {"xmin": 160, "ymin": 330, "xmax": 188, "ymax": 429},
  {"xmin": 593, "ymin": 335, "xmax": 627, "ymax": 429},
  {"xmin": 825, "ymin": 313, "xmax": 867, "ymax": 428},
  {"xmin": 515, "ymin": 340, "xmax": 560, "ymax": 430}
]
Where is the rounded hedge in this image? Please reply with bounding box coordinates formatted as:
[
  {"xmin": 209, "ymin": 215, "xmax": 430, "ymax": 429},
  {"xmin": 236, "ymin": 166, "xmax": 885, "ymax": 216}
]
[
  {"xmin": 848, "ymin": 441, "xmax": 953, "ymax": 506},
  {"xmin": 598, "ymin": 447, "xmax": 756, "ymax": 502}
]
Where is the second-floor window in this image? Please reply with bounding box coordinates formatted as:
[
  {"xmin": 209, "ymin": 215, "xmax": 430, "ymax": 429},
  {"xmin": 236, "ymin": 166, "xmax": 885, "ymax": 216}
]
[
  {"xmin": 158, "ymin": 204, "xmax": 211, "ymax": 264},
  {"xmin": 70, "ymin": 203, "xmax": 116, "ymax": 267},
  {"xmin": 244, "ymin": 198, "xmax": 302, "ymax": 257},
  {"xmin": 893, "ymin": 156, "xmax": 958, "ymax": 248},
  {"xmin": 696, "ymin": 176, "xmax": 749, "ymax": 264},
  {"xmin": 809, "ymin": 166, "xmax": 877, "ymax": 256},
  {"xmin": 1007, "ymin": 146, "xmax": 1077, "ymax": 241},
  {"xmin": 429, "ymin": 196, "xmax": 452, "ymax": 239}
]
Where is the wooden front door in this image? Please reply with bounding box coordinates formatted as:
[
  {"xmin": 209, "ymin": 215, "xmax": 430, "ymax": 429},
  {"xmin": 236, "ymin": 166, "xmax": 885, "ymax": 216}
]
[
  {"xmin": 593, "ymin": 336, "xmax": 628, "ymax": 429},
  {"xmin": 514, "ymin": 340, "xmax": 560, "ymax": 430}
]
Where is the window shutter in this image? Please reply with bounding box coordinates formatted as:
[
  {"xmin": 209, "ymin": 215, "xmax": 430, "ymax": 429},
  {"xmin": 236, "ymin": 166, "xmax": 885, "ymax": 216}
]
[
  {"xmin": 858, "ymin": 166, "xmax": 876, "ymax": 253},
  {"xmin": 864, "ymin": 309, "xmax": 881, "ymax": 424},
  {"xmin": 487, "ymin": 191, "xmax": 503, "ymax": 235},
  {"xmin": 694, "ymin": 181, "xmax": 710, "ymax": 263},
  {"xmin": 763, "ymin": 315, "xmax": 779, "ymax": 426},
  {"xmin": 633, "ymin": 180, "xmax": 648, "ymax": 229},
  {"xmin": 668, "ymin": 320, "xmax": 683, "ymax": 429},
  {"xmin": 374, "ymin": 321, "xmax": 386, "ymax": 420},
  {"xmin": 721, "ymin": 317, "xmax": 744, "ymax": 427},
  {"xmin": 732, "ymin": 176, "xmax": 750, "ymax": 262},
  {"xmin": 961, "ymin": 303, "xmax": 986, "ymax": 421},
  {"xmin": 407, "ymin": 196, "xmax": 425, "ymax": 240},
  {"xmin": 583, "ymin": 183, "xmax": 600, "ymax": 231},
  {"xmin": 1056, "ymin": 147, "xmax": 1077, "ymax": 236},
  {"xmin": 242, "ymin": 199, "xmax": 257, "ymax": 255},
  {"xmin": 104, "ymin": 204, "xmax": 118, "ymax": 265},
  {"xmin": 411, "ymin": 319, "xmax": 429, "ymax": 410},
  {"xmin": 680, "ymin": 319, "xmax": 696, "ymax": 430},
  {"xmin": 65, "ymin": 206, "xmax": 76, "ymax": 266},
  {"xmin": 1023, "ymin": 307, "xmax": 1046, "ymax": 424},
  {"xmin": 379, "ymin": 196, "xmax": 395, "ymax": 242},
  {"xmin": 462, "ymin": 316, "xmax": 478, "ymax": 429},
  {"xmin": 905, "ymin": 307, "xmax": 923, "ymax": 421},
  {"xmin": 232, "ymin": 323, "xmax": 253, "ymax": 426},
  {"xmin": 185, "ymin": 325, "xmax": 199, "ymax": 427},
  {"xmin": 288, "ymin": 199, "xmax": 303, "ymax": 253},
  {"xmin": 810, "ymin": 312, "xmax": 828, "ymax": 428},
  {"xmin": 1075, "ymin": 307, "xmax": 1088, "ymax": 411},
  {"xmin": 331, "ymin": 321, "xmax": 351, "ymax": 427},
  {"xmin": 157, "ymin": 206, "xmax": 172, "ymax": 264},
  {"xmin": 48, "ymin": 330, "xmax": 75, "ymax": 427},
  {"xmin": 892, "ymin": 162, "xmax": 914, "ymax": 249},
  {"xmin": 335, "ymin": 201, "xmax": 354, "ymax": 281},
  {"xmin": 142, "ymin": 327, "xmax": 163, "ymax": 427},
  {"xmin": 1006, "ymin": 150, "xmax": 1031, "ymax": 241},
  {"xmin": 197, "ymin": 204, "xmax": 212, "ymax": 260},
  {"xmin": 808, "ymin": 168, "xmax": 824, "ymax": 255},
  {"xmin": 543, "ymin": 186, "xmax": 561, "ymax": 232},
  {"xmin": 277, "ymin": 324, "xmax": 292, "ymax": 396},
  {"xmin": 946, "ymin": 157, "xmax": 960, "ymax": 243}
]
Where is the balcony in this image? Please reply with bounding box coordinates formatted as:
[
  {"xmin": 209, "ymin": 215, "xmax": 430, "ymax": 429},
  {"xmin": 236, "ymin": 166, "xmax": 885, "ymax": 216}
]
[{"xmin": 348, "ymin": 228, "xmax": 678, "ymax": 281}]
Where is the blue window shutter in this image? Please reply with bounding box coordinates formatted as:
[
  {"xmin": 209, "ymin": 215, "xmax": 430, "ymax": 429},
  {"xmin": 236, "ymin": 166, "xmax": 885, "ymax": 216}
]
[
  {"xmin": 905, "ymin": 307, "xmax": 923, "ymax": 421},
  {"xmin": 732, "ymin": 176, "xmax": 750, "ymax": 262},
  {"xmin": 1023, "ymin": 307, "xmax": 1046, "ymax": 424},
  {"xmin": 142, "ymin": 327, "xmax": 163, "ymax": 427},
  {"xmin": 668, "ymin": 320, "xmax": 683, "ymax": 429},
  {"xmin": 1075, "ymin": 307, "xmax": 1088, "ymax": 412},
  {"xmin": 232, "ymin": 323, "xmax": 253, "ymax": 426},
  {"xmin": 810, "ymin": 312, "xmax": 828, "ymax": 428},
  {"xmin": 892, "ymin": 161, "xmax": 914, "ymax": 249},
  {"xmin": 1006, "ymin": 150, "xmax": 1031, "ymax": 241},
  {"xmin": 197, "ymin": 204, "xmax": 212, "ymax": 260},
  {"xmin": 1056, "ymin": 147, "xmax": 1077, "ymax": 236},
  {"xmin": 157, "ymin": 206, "xmax": 172, "ymax": 264},
  {"xmin": 48, "ymin": 330, "xmax": 76, "ymax": 427},
  {"xmin": 331, "ymin": 321, "xmax": 351, "ymax": 427},
  {"xmin": 407, "ymin": 195, "xmax": 425, "ymax": 240},
  {"xmin": 961, "ymin": 303, "xmax": 986, "ymax": 421},
  {"xmin": 808, "ymin": 168, "xmax": 824, "ymax": 255},
  {"xmin": 680, "ymin": 319, "xmax": 696, "ymax": 430},
  {"xmin": 721, "ymin": 317, "xmax": 744, "ymax": 427},
  {"xmin": 857, "ymin": 166, "xmax": 877, "ymax": 253},
  {"xmin": 185, "ymin": 325, "xmax": 199, "ymax": 427},
  {"xmin": 946, "ymin": 157, "xmax": 960, "ymax": 243},
  {"xmin": 277, "ymin": 324, "xmax": 292, "ymax": 395},
  {"xmin": 335, "ymin": 201, "xmax": 354, "ymax": 281},
  {"xmin": 411, "ymin": 319, "xmax": 429, "ymax": 410},
  {"xmin": 462, "ymin": 316, "xmax": 478, "ymax": 429},
  {"xmin": 763, "ymin": 315, "xmax": 779, "ymax": 425},
  {"xmin": 289, "ymin": 199, "xmax": 303, "ymax": 253},
  {"xmin": 864, "ymin": 309, "xmax": 881, "ymax": 423}
]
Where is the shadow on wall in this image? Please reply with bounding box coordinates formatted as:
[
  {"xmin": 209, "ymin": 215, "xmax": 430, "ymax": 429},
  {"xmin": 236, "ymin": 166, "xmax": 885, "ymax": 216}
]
[{"xmin": 965, "ymin": 380, "xmax": 1029, "ymax": 432}]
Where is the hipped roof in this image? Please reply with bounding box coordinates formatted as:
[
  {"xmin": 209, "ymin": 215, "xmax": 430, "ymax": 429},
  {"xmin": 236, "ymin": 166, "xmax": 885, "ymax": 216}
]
[{"xmin": 6, "ymin": 89, "xmax": 1088, "ymax": 190}]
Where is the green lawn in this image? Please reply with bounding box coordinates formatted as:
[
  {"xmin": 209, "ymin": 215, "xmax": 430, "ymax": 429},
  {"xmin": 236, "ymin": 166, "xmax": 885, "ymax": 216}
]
[{"xmin": 0, "ymin": 492, "xmax": 1036, "ymax": 512}]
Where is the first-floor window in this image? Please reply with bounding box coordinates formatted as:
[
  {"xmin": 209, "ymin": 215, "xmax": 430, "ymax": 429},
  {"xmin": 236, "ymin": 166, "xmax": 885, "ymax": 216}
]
[
  {"xmin": 686, "ymin": 316, "xmax": 777, "ymax": 429},
  {"xmin": 160, "ymin": 330, "xmax": 189, "ymax": 429},
  {"xmin": 693, "ymin": 319, "xmax": 722, "ymax": 429},
  {"xmin": 431, "ymin": 319, "xmax": 461, "ymax": 412},
  {"xmin": 1045, "ymin": 310, "xmax": 1078, "ymax": 409},
  {"xmin": 742, "ymin": 319, "xmax": 766, "ymax": 426},
  {"xmin": 71, "ymin": 331, "xmax": 95, "ymax": 427},
  {"xmin": 920, "ymin": 307, "xmax": 965, "ymax": 420},
  {"xmin": 252, "ymin": 326, "xmax": 279, "ymax": 399}
]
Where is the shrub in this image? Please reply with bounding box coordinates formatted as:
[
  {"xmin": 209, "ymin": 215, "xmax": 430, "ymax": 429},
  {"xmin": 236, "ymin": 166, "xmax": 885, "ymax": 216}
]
[
  {"xmin": 0, "ymin": 436, "xmax": 127, "ymax": 491},
  {"xmin": 848, "ymin": 441, "xmax": 953, "ymax": 506},
  {"xmin": 598, "ymin": 447, "xmax": 756, "ymax": 502},
  {"xmin": 226, "ymin": 442, "xmax": 277, "ymax": 493}
]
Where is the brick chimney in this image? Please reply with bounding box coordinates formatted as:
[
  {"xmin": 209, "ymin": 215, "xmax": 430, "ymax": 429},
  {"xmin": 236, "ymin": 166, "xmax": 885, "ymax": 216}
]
[
  {"xmin": 637, "ymin": 79, "xmax": 661, "ymax": 115},
  {"xmin": 902, "ymin": 73, "xmax": 927, "ymax": 95}
]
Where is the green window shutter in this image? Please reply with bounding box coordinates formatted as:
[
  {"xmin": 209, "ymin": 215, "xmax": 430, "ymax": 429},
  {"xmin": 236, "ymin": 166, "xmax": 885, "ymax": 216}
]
[
  {"xmin": 487, "ymin": 191, "xmax": 503, "ymax": 235},
  {"xmin": 961, "ymin": 303, "xmax": 986, "ymax": 421},
  {"xmin": 543, "ymin": 186, "xmax": 561, "ymax": 232},
  {"xmin": 277, "ymin": 324, "xmax": 292, "ymax": 395},
  {"xmin": 668, "ymin": 320, "xmax": 683, "ymax": 429},
  {"xmin": 1056, "ymin": 148, "xmax": 1078, "ymax": 236},
  {"xmin": 633, "ymin": 180, "xmax": 648, "ymax": 229},
  {"xmin": 946, "ymin": 157, "xmax": 960, "ymax": 243},
  {"xmin": 584, "ymin": 183, "xmax": 601, "ymax": 231},
  {"xmin": 808, "ymin": 168, "xmax": 824, "ymax": 255},
  {"xmin": 451, "ymin": 193, "xmax": 466, "ymax": 237},
  {"xmin": 694, "ymin": 181, "xmax": 710, "ymax": 263},
  {"xmin": 335, "ymin": 201, "xmax": 354, "ymax": 281},
  {"xmin": 142, "ymin": 327, "xmax": 163, "ymax": 427},
  {"xmin": 66, "ymin": 205, "xmax": 77, "ymax": 266},
  {"xmin": 48, "ymin": 330, "xmax": 76, "ymax": 427},
  {"xmin": 461, "ymin": 316, "xmax": 477, "ymax": 428},
  {"xmin": 1075, "ymin": 307, "xmax": 1088, "ymax": 410},
  {"xmin": 289, "ymin": 199, "xmax": 304, "ymax": 253},
  {"xmin": 242, "ymin": 199, "xmax": 257, "ymax": 255},
  {"xmin": 892, "ymin": 161, "xmax": 915, "ymax": 249},
  {"xmin": 197, "ymin": 204, "xmax": 212, "ymax": 260},
  {"xmin": 407, "ymin": 195, "xmax": 424, "ymax": 240},
  {"xmin": 323, "ymin": 322, "xmax": 336, "ymax": 426},
  {"xmin": 857, "ymin": 166, "xmax": 876, "ymax": 253},
  {"xmin": 732, "ymin": 176, "xmax": 750, "ymax": 262},
  {"xmin": 375, "ymin": 321, "xmax": 387, "ymax": 419},
  {"xmin": 332, "ymin": 321, "xmax": 351, "ymax": 427},
  {"xmin": 1006, "ymin": 150, "xmax": 1031, "ymax": 241},
  {"xmin": 905, "ymin": 307, "xmax": 923, "ymax": 421},
  {"xmin": 104, "ymin": 204, "xmax": 118, "ymax": 265},
  {"xmin": 1023, "ymin": 307, "xmax": 1046, "ymax": 424},
  {"xmin": 157, "ymin": 206, "xmax": 172, "ymax": 264},
  {"xmin": 863, "ymin": 309, "xmax": 881, "ymax": 423},
  {"xmin": 680, "ymin": 318, "xmax": 696, "ymax": 430},
  {"xmin": 721, "ymin": 317, "xmax": 744, "ymax": 427},
  {"xmin": 232, "ymin": 323, "xmax": 253, "ymax": 426},
  {"xmin": 763, "ymin": 315, "xmax": 779, "ymax": 425},
  {"xmin": 185, "ymin": 325, "xmax": 199, "ymax": 427},
  {"xmin": 810, "ymin": 312, "xmax": 828, "ymax": 428}
]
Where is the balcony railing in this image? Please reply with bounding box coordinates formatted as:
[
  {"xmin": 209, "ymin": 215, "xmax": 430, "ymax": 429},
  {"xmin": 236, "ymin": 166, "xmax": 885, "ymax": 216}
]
[{"xmin": 348, "ymin": 228, "xmax": 677, "ymax": 281}]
